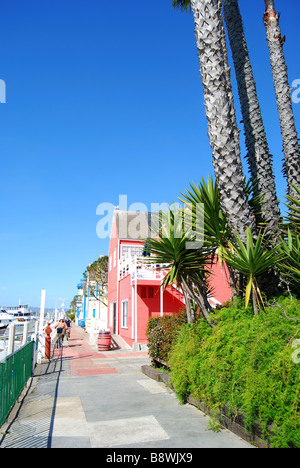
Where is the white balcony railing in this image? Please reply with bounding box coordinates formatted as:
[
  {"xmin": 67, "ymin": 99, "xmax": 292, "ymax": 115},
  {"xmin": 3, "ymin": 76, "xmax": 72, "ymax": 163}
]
[{"xmin": 119, "ymin": 254, "xmax": 163, "ymax": 282}]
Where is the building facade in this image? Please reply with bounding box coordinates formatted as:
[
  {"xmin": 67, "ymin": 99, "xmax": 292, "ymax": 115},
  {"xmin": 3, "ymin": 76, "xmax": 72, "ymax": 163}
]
[
  {"xmin": 107, "ymin": 209, "xmax": 231, "ymax": 348},
  {"xmin": 76, "ymin": 276, "xmax": 107, "ymax": 329}
]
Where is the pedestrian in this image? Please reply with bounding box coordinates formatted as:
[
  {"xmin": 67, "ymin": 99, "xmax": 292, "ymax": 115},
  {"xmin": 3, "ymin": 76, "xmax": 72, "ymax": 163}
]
[
  {"xmin": 55, "ymin": 319, "xmax": 67, "ymax": 346},
  {"xmin": 65, "ymin": 317, "xmax": 71, "ymax": 340}
]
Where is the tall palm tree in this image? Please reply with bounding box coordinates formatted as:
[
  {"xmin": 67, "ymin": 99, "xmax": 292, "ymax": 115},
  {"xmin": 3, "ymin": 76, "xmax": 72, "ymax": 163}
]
[
  {"xmin": 172, "ymin": 0, "xmax": 254, "ymax": 242},
  {"xmin": 173, "ymin": 0, "xmax": 281, "ymax": 235},
  {"xmin": 263, "ymin": 0, "xmax": 300, "ymax": 199},
  {"xmin": 221, "ymin": 0, "xmax": 281, "ymax": 235}
]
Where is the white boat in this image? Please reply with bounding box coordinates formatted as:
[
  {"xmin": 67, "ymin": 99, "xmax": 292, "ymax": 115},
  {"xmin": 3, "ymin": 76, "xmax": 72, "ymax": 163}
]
[
  {"xmin": 0, "ymin": 310, "xmax": 15, "ymax": 336},
  {"xmin": 0, "ymin": 310, "xmax": 14, "ymax": 327},
  {"xmin": 4, "ymin": 305, "xmax": 36, "ymax": 323}
]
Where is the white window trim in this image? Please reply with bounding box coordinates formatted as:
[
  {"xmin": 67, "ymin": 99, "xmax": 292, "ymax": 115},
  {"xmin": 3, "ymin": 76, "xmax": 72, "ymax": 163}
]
[
  {"xmin": 121, "ymin": 244, "xmax": 144, "ymax": 258},
  {"xmin": 121, "ymin": 299, "xmax": 128, "ymax": 329}
]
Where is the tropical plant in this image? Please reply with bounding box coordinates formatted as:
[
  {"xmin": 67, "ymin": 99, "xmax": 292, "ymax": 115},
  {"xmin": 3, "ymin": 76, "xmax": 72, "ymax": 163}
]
[
  {"xmin": 263, "ymin": 0, "xmax": 300, "ymax": 199},
  {"xmin": 180, "ymin": 176, "xmax": 274, "ymax": 298},
  {"xmin": 144, "ymin": 206, "xmax": 214, "ymax": 326},
  {"xmin": 179, "ymin": 176, "xmax": 239, "ymax": 296},
  {"xmin": 180, "ymin": 176, "xmax": 230, "ymax": 260},
  {"xmin": 284, "ymin": 184, "xmax": 300, "ymax": 234},
  {"xmin": 223, "ymin": 228, "xmax": 282, "ymax": 314},
  {"xmin": 277, "ymin": 230, "xmax": 300, "ymax": 293},
  {"xmin": 274, "ymin": 184, "xmax": 300, "ymax": 293}
]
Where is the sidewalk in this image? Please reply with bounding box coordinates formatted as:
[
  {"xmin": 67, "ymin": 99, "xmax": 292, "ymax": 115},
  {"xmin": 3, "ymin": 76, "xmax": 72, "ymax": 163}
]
[{"xmin": 0, "ymin": 324, "xmax": 253, "ymax": 449}]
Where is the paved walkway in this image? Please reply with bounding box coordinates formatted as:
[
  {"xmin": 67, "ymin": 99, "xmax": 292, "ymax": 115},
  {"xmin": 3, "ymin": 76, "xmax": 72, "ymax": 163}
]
[{"xmin": 0, "ymin": 325, "xmax": 253, "ymax": 449}]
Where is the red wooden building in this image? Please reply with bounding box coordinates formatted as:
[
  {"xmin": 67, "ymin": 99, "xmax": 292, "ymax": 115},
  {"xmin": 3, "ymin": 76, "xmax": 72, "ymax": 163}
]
[{"xmin": 107, "ymin": 209, "xmax": 231, "ymax": 348}]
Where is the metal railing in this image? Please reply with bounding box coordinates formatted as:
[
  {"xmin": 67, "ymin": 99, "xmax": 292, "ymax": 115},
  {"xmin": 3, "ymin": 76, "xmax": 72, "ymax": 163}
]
[
  {"xmin": 0, "ymin": 340, "xmax": 35, "ymax": 427},
  {"xmin": 119, "ymin": 254, "xmax": 164, "ymax": 282},
  {"xmin": 0, "ymin": 319, "xmax": 52, "ymax": 428}
]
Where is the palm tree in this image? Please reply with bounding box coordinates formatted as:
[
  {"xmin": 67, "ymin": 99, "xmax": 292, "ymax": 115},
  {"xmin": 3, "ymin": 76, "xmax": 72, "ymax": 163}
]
[
  {"xmin": 221, "ymin": 0, "xmax": 281, "ymax": 235},
  {"xmin": 264, "ymin": 0, "xmax": 300, "ymax": 199},
  {"xmin": 173, "ymin": 0, "xmax": 281, "ymax": 235},
  {"xmin": 172, "ymin": 0, "xmax": 254, "ymax": 242}
]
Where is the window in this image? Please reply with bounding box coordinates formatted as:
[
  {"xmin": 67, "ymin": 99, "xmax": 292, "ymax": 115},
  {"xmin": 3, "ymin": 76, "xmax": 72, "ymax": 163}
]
[
  {"xmin": 121, "ymin": 300, "xmax": 128, "ymax": 328},
  {"xmin": 141, "ymin": 286, "xmax": 153, "ymax": 299},
  {"xmin": 121, "ymin": 245, "xmax": 144, "ymax": 258}
]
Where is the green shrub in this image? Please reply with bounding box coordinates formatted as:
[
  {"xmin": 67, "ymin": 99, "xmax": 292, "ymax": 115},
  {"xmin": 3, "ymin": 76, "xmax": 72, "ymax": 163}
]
[
  {"xmin": 169, "ymin": 295, "xmax": 300, "ymax": 448},
  {"xmin": 146, "ymin": 310, "xmax": 187, "ymax": 365}
]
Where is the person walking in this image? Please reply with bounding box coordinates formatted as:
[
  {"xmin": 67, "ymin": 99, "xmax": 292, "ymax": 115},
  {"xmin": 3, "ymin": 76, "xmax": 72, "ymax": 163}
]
[
  {"xmin": 54, "ymin": 319, "xmax": 67, "ymax": 347},
  {"xmin": 65, "ymin": 317, "xmax": 71, "ymax": 340}
]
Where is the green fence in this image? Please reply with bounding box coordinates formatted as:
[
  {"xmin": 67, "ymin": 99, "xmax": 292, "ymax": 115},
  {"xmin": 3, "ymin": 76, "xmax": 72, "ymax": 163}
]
[{"xmin": 0, "ymin": 341, "xmax": 34, "ymax": 427}]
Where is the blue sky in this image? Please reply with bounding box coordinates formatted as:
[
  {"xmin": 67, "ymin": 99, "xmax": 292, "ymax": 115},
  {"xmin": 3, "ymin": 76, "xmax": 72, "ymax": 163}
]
[{"xmin": 0, "ymin": 0, "xmax": 299, "ymax": 309}]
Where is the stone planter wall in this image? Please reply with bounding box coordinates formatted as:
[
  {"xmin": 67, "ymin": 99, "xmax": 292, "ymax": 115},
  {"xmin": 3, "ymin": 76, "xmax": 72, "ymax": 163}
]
[{"xmin": 141, "ymin": 364, "xmax": 269, "ymax": 448}]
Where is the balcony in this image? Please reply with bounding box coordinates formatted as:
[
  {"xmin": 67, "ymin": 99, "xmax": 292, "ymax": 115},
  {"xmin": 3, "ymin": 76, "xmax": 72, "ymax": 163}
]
[{"xmin": 119, "ymin": 255, "xmax": 163, "ymax": 282}]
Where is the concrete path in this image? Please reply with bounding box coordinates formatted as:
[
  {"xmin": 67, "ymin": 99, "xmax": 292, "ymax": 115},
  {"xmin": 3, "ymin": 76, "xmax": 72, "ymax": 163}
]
[{"xmin": 0, "ymin": 325, "xmax": 253, "ymax": 449}]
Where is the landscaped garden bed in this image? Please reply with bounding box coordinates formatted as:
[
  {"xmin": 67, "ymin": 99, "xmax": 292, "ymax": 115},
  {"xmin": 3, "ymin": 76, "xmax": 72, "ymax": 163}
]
[{"xmin": 145, "ymin": 297, "xmax": 300, "ymax": 448}]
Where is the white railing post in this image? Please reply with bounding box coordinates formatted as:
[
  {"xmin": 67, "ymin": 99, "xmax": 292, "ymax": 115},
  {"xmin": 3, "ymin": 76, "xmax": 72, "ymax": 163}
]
[
  {"xmin": 37, "ymin": 289, "xmax": 46, "ymax": 363},
  {"xmin": 7, "ymin": 323, "xmax": 15, "ymax": 355},
  {"xmin": 23, "ymin": 321, "xmax": 29, "ymax": 344}
]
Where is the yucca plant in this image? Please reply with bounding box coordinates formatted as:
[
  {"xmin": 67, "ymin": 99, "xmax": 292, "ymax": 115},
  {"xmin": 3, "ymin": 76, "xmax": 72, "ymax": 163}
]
[
  {"xmin": 144, "ymin": 207, "xmax": 214, "ymax": 326},
  {"xmin": 180, "ymin": 176, "xmax": 264, "ymax": 297},
  {"xmin": 224, "ymin": 228, "xmax": 282, "ymax": 315},
  {"xmin": 180, "ymin": 176, "xmax": 230, "ymax": 262},
  {"xmin": 283, "ymin": 184, "xmax": 300, "ymax": 234},
  {"xmin": 277, "ymin": 230, "xmax": 300, "ymax": 293}
]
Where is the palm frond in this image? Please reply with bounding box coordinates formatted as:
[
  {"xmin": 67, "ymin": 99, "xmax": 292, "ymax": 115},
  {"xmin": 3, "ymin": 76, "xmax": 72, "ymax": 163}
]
[
  {"xmin": 283, "ymin": 184, "xmax": 300, "ymax": 233},
  {"xmin": 180, "ymin": 176, "xmax": 231, "ymax": 258},
  {"xmin": 224, "ymin": 228, "xmax": 283, "ymax": 311},
  {"xmin": 277, "ymin": 230, "xmax": 300, "ymax": 289},
  {"xmin": 171, "ymin": 0, "xmax": 191, "ymax": 12}
]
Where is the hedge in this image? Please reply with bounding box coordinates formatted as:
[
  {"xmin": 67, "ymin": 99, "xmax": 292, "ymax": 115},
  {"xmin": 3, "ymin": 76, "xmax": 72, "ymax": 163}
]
[
  {"xmin": 146, "ymin": 309, "xmax": 187, "ymax": 365},
  {"xmin": 168, "ymin": 296, "xmax": 300, "ymax": 448}
]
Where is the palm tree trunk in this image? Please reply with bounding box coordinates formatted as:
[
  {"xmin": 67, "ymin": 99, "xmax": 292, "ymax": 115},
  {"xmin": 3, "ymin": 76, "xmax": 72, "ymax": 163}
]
[
  {"xmin": 264, "ymin": 0, "xmax": 300, "ymax": 199},
  {"xmin": 218, "ymin": 6, "xmax": 240, "ymax": 160},
  {"xmin": 181, "ymin": 276, "xmax": 214, "ymax": 327},
  {"xmin": 190, "ymin": 0, "xmax": 255, "ymax": 242},
  {"xmin": 182, "ymin": 286, "xmax": 193, "ymax": 323},
  {"xmin": 252, "ymin": 285, "xmax": 259, "ymax": 316},
  {"xmin": 221, "ymin": 0, "xmax": 281, "ymax": 235}
]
